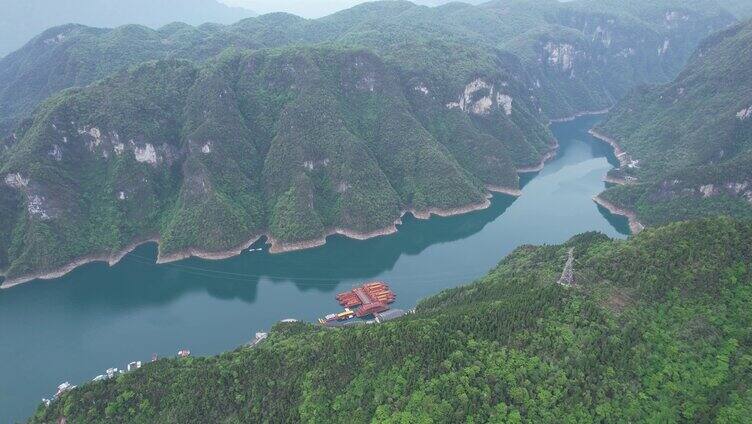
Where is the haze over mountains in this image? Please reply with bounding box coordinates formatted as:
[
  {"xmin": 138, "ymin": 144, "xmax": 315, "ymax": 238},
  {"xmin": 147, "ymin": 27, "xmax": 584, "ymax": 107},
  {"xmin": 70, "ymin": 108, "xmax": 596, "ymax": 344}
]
[
  {"xmin": 0, "ymin": 0, "xmax": 255, "ymax": 57},
  {"xmin": 220, "ymin": 0, "xmax": 485, "ymax": 18}
]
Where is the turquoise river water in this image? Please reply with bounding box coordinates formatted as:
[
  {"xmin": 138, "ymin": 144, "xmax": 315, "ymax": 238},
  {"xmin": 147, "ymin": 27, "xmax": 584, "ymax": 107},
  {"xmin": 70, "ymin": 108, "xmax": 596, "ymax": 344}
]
[{"xmin": 0, "ymin": 115, "xmax": 629, "ymax": 422}]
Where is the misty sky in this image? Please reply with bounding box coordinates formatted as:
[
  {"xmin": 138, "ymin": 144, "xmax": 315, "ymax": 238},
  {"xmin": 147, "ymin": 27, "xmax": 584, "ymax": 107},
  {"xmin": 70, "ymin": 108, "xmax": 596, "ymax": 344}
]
[{"xmin": 220, "ymin": 0, "xmax": 480, "ymax": 18}]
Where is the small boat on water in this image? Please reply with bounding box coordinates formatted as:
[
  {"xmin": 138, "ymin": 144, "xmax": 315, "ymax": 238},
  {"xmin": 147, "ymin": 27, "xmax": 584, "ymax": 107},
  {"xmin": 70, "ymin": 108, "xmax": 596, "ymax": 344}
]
[{"xmin": 318, "ymin": 308, "xmax": 355, "ymax": 324}]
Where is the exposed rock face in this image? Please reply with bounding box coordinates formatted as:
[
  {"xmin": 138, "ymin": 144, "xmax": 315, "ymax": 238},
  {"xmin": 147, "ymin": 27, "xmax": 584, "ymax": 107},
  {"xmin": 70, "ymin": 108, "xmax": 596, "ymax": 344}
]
[
  {"xmin": 113, "ymin": 141, "xmax": 125, "ymax": 155},
  {"xmin": 302, "ymin": 158, "xmax": 330, "ymax": 171},
  {"xmin": 445, "ymin": 78, "xmax": 513, "ymax": 117},
  {"xmin": 497, "ymin": 94, "xmax": 513, "ymax": 116},
  {"xmin": 545, "ymin": 42, "xmax": 575, "ymax": 72},
  {"xmin": 664, "ymin": 11, "xmax": 690, "ymax": 28},
  {"xmin": 414, "ymin": 83, "xmax": 429, "ymax": 95},
  {"xmin": 658, "ymin": 39, "xmax": 670, "ymax": 55},
  {"xmin": 4, "ymin": 172, "xmax": 28, "ymax": 189},
  {"xmin": 699, "ymin": 182, "xmax": 752, "ymax": 203},
  {"xmin": 48, "ymin": 144, "xmax": 62, "ymax": 161},
  {"xmin": 43, "ymin": 33, "xmax": 66, "ymax": 45},
  {"xmin": 656, "ymin": 180, "xmax": 752, "ymax": 204},
  {"xmin": 133, "ymin": 143, "xmax": 158, "ymax": 164},
  {"xmin": 27, "ymin": 195, "xmax": 50, "ymax": 220},
  {"xmin": 738, "ymin": 106, "xmax": 752, "ymax": 120},
  {"xmin": 593, "ymin": 25, "xmax": 612, "ymax": 47},
  {"xmin": 699, "ymin": 184, "xmax": 717, "ymax": 197}
]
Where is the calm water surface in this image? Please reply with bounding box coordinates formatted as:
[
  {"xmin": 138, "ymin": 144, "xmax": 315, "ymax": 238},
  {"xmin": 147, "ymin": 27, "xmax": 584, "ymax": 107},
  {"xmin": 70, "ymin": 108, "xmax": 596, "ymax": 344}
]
[{"xmin": 0, "ymin": 116, "xmax": 628, "ymax": 422}]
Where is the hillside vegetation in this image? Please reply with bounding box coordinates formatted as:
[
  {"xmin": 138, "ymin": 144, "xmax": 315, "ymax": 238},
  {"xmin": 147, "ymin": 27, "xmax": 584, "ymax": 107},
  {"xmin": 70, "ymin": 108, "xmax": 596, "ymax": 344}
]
[
  {"xmin": 1, "ymin": 0, "xmax": 743, "ymax": 284},
  {"xmin": 0, "ymin": 47, "xmax": 546, "ymax": 282},
  {"xmin": 28, "ymin": 217, "xmax": 752, "ymax": 423},
  {"xmin": 595, "ymin": 18, "xmax": 752, "ymax": 227},
  {"xmin": 0, "ymin": 0, "xmax": 737, "ymax": 135}
]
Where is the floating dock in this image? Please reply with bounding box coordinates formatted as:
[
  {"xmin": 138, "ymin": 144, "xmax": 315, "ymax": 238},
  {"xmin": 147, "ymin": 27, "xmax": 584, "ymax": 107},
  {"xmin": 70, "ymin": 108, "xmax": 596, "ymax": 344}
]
[
  {"xmin": 325, "ymin": 281, "xmax": 397, "ymax": 321},
  {"xmin": 320, "ymin": 282, "xmax": 397, "ymax": 326}
]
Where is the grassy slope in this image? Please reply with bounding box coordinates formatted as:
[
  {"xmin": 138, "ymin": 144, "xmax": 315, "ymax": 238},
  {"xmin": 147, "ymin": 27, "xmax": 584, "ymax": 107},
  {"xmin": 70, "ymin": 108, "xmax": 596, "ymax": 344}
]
[{"xmin": 28, "ymin": 216, "xmax": 752, "ymax": 423}]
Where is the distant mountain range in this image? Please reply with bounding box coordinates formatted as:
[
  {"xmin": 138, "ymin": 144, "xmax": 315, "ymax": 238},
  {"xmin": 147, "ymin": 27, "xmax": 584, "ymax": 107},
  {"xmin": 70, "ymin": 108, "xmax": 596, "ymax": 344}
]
[
  {"xmin": 0, "ymin": 0, "xmax": 743, "ymax": 285},
  {"xmin": 0, "ymin": 0, "xmax": 255, "ymax": 57}
]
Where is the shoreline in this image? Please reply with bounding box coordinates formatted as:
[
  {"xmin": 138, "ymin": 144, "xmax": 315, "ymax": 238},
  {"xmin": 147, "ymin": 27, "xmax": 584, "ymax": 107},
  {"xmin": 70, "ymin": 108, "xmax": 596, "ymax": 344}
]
[
  {"xmin": 1, "ymin": 193, "xmax": 504, "ymax": 288},
  {"xmin": 268, "ymin": 194, "xmax": 496, "ymax": 254},
  {"xmin": 592, "ymin": 195, "xmax": 644, "ymax": 234},
  {"xmin": 588, "ymin": 128, "xmax": 633, "ymax": 169},
  {"xmin": 0, "ymin": 236, "xmax": 160, "ymax": 289},
  {"xmin": 1, "ymin": 109, "xmax": 610, "ymax": 289},
  {"xmin": 588, "ymin": 127, "xmax": 645, "ymax": 235},
  {"xmin": 603, "ymin": 175, "xmax": 629, "ymax": 185},
  {"xmin": 516, "ymin": 139, "xmax": 560, "ymax": 173},
  {"xmin": 549, "ymin": 107, "xmax": 612, "ymax": 123}
]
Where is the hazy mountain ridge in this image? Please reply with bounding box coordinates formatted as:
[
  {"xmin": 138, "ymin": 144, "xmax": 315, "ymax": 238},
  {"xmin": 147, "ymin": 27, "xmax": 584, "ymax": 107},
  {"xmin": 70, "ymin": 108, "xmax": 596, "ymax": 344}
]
[
  {"xmin": 595, "ymin": 18, "xmax": 752, "ymax": 227},
  {"xmin": 0, "ymin": 0, "xmax": 254, "ymax": 58},
  {"xmin": 0, "ymin": 0, "xmax": 737, "ymax": 136}
]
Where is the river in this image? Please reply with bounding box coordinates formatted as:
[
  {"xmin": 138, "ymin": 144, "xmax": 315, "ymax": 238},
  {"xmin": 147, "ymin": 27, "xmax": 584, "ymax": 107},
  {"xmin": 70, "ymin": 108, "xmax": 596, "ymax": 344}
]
[{"xmin": 0, "ymin": 115, "xmax": 628, "ymax": 422}]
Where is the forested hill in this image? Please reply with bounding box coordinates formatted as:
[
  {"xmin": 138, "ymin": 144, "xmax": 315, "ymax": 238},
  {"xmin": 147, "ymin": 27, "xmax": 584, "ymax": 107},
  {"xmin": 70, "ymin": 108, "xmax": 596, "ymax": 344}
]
[
  {"xmin": 594, "ymin": 18, "xmax": 752, "ymax": 227},
  {"xmin": 0, "ymin": 48, "xmax": 547, "ymax": 285},
  {"xmin": 0, "ymin": 0, "xmax": 738, "ymax": 136},
  {"xmin": 28, "ymin": 216, "xmax": 752, "ymax": 422},
  {"xmin": 0, "ymin": 0, "xmax": 742, "ymax": 285}
]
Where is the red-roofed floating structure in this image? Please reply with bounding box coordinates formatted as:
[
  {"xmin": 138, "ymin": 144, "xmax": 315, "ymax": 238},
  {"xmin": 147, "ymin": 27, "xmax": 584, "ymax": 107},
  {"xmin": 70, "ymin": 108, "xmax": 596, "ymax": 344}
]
[{"xmin": 334, "ymin": 281, "xmax": 396, "ymax": 318}]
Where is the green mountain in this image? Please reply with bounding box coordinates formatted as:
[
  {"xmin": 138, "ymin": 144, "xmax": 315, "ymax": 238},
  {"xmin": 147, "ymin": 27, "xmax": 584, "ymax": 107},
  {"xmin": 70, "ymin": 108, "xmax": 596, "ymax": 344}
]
[
  {"xmin": 0, "ymin": 0, "xmax": 254, "ymax": 58},
  {"xmin": 0, "ymin": 0, "xmax": 738, "ymax": 136},
  {"xmin": 0, "ymin": 47, "xmax": 549, "ymax": 283},
  {"xmin": 0, "ymin": 0, "xmax": 743, "ymax": 284},
  {"xmin": 593, "ymin": 18, "xmax": 752, "ymax": 228},
  {"xmin": 28, "ymin": 216, "xmax": 752, "ymax": 422}
]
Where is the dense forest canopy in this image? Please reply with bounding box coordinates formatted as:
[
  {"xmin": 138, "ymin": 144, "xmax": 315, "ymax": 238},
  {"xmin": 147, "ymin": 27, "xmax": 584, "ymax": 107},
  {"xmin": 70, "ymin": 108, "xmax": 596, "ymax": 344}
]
[{"xmin": 29, "ymin": 217, "xmax": 752, "ymax": 422}]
